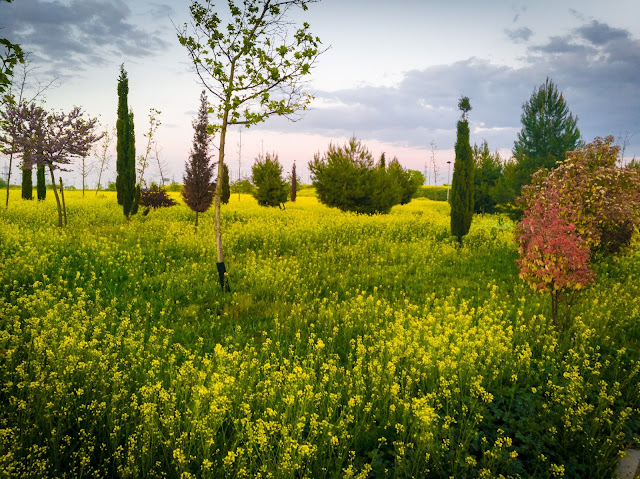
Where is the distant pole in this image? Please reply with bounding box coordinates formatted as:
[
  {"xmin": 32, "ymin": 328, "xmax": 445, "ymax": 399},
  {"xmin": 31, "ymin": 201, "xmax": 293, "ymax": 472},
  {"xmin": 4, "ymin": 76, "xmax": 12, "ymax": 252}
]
[
  {"xmin": 446, "ymin": 160, "xmax": 452, "ymax": 201},
  {"xmin": 238, "ymin": 127, "xmax": 242, "ymax": 201}
]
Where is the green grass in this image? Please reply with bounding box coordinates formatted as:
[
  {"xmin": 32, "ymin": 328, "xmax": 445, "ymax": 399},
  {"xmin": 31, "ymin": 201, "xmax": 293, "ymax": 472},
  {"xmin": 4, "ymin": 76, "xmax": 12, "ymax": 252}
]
[{"xmin": 0, "ymin": 191, "xmax": 639, "ymax": 478}]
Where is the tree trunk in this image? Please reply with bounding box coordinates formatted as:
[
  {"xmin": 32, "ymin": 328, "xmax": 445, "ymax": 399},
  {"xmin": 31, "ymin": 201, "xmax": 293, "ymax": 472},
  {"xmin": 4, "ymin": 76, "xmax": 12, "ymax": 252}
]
[
  {"xmin": 48, "ymin": 166, "xmax": 63, "ymax": 227},
  {"xmin": 195, "ymin": 210, "xmax": 199, "ymax": 228},
  {"xmin": 59, "ymin": 177, "xmax": 67, "ymax": 226},
  {"xmin": 5, "ymin": 152, "xmax": 13, "ymax": 208},
  {"xmin": 215, "ymin": 111, "xmax": 230, "ymax": 292},
  {"xmin": 551, "ymin": 290, "xmax": 559, "ymax": 325}
]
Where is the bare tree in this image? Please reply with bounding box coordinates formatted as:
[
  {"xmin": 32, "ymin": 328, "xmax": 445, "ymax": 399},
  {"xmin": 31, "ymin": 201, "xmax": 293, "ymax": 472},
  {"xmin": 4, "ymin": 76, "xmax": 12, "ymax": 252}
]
[
  {"xmin": 95, "ymin": 126, "xmax": 115, "ymax": 195},
  {"xmin": 617, "ymin": 130, "xmax": 635, "ymax": 168},
  {"xmin": 137, "ymin": 107, "xmax": 161, "ymax": 187},
  {"xmin": 152, "ymin": 140, "xmax": 169, "ymax": 186},
  {"xmin": 430, "ymin": 140, "xmax": 440, "ymax": 185}
]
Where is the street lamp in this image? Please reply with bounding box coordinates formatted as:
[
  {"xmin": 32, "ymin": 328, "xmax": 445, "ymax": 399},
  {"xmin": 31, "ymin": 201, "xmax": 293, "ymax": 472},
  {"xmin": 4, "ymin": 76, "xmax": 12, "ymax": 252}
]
[{"xmin": 446, "ymin": 160, "xmax": 452, "ymax": 201}]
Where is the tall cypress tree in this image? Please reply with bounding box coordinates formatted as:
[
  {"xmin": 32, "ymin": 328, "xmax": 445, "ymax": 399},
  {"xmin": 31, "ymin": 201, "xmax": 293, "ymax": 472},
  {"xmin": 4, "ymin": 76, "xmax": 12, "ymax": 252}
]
[
  {"xmin": 450, "ymin": 96, "xmax": 474, "ymax": 243},
  {"xmin": 122, "ymin": 110, "xmax": 136, "ymax": 218},
  {"xmin": 36, "ymin": 164, "xmax": 46, "ymax": 200},
  {"xmin": 221, "ymin": 163, "xmax": 230, "ymax": 204},
  {"xmin": 116, "ymin": 65, "xmax": 136, "ymax": 217},
  {"xmin": 291, "ymin": 161, "xmax": 297, "ymax": 202},
  {"xmin": 182, "ymin": 90, "xmax": 215, "ymax": 227},
  {"xmin": 21, "ymin": 163, "xmax": 32, "ymax": 200}
]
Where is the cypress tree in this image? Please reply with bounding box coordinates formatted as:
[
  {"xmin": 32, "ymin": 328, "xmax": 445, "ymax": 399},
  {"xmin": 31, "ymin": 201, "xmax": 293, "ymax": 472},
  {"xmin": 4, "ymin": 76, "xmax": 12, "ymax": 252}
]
[
  {"xmin": 182, "ymin": 90, "xmax": 215, "ymax": 227},
  {"xmin": 116, "ymin": 65, "xmax": 136, "ymax": 217},
  {"xmin": 116, "ymin": 65, "xmax": 128, "ymax": 206},
  {"xmin": 36, "ymin": 164, "xmax": 46, "ymax": 200},
  {"xmin": 122, "ymin": 109, "xmax": 136, "ymax": 218},
  {"xmin": 450, "ymin": 96, "xmax": 474, "ymax": 243},
  {"xmin": 221, "ymin": 163, "xmax": 230, "ymax": 204},
  {"xmin": 291, "ymin": 161, "xmax": 297, "ymax": 202},
  {"xmin": 21, "ymin": 163, "xmax": 33, "ymax": 200}
]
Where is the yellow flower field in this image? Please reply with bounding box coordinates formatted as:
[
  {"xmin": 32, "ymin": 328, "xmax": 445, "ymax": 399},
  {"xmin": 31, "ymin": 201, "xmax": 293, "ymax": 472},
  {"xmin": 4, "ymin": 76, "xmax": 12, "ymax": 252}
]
[{"xmin": 1, "ymin": 191, "xmax": 639, "ymax": 478}]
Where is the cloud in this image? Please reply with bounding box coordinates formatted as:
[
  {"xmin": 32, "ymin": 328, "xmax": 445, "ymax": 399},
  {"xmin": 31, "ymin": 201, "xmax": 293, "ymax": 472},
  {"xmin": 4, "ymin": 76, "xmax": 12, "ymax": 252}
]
[
  {"xmin": 505, "ymin": 27, "xmax": 533, "ymax": 43},
  {"xmin": 257, "ymin": 20, "xmax": 640, "ymax": 157},
  {"xmin": 576, "ymin": 20, "xmax": 629, "ymax": 45},
  {"xmin": 1, "ymin": 0, "xmax": 168, "ymax": 73}
]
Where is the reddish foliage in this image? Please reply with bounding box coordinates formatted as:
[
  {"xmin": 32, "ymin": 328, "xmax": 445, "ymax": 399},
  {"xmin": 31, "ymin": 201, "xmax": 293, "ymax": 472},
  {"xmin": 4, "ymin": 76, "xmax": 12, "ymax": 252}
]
[{"xmin": 517, "ymin": 197, "xmax": 594, "ymax": 295}]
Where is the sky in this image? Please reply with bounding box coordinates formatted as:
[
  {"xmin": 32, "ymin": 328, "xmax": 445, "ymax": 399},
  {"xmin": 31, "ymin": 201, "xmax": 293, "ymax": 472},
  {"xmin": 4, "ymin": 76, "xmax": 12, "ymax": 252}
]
[{"xmin": 1, "ymin": 0, "xmax": 639, "ymax": 187}]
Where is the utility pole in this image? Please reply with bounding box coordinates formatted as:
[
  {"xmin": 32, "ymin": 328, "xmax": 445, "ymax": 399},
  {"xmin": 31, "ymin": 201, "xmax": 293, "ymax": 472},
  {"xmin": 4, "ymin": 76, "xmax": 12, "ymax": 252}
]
[{"xmin": 446, "ymin": 160, "xmax": 452, "ymax": 201}]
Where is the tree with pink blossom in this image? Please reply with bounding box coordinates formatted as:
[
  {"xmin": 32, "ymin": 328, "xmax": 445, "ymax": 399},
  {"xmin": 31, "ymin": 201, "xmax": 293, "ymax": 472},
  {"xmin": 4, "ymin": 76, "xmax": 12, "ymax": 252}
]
[{"xmin": 0, "ymin": 101, "xmax": 102, "ymax": 226}]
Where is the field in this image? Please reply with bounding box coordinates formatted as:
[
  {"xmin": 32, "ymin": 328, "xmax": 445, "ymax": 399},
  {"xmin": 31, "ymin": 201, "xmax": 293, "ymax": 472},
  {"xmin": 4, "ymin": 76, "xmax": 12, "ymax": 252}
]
[{"xmin": 1, "ymin": 191, "xmax": 639, "ymax": 478}]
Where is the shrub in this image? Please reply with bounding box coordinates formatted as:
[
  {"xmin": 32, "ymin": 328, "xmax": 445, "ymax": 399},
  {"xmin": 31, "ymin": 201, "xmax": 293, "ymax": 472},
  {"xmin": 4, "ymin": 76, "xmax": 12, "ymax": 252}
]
[
  {"xmin": 139, "ymin": 183, "xmax": 178, "ymax": 215},
  {"xmin": 251, "ymin": 153, "xmax": 288, "ymax": 207},
  {"xmin": 309, "ymin": 137, "xmax": 415, "ymax": 214},
  {"xmin": 520, "ymin": 136, "xmax": 640, "ymax": 257}
]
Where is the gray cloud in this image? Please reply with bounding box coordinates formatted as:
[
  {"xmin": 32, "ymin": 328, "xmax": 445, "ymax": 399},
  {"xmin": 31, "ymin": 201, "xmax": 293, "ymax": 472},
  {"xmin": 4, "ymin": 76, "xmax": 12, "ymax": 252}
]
[
  {"xmin": 505, "ymin": 27, "xmax": 533, "ymax": 43},
  {"xmin": 260, "ymin": 20, "xmax": 640, "ymax": 157},
  {"xmin": 577, "ymin": 20, "xmax": 629, "ymax": 45},
  {"xmin": 2, "ymin": 0, "xmax": 168, "ymax": 73}
]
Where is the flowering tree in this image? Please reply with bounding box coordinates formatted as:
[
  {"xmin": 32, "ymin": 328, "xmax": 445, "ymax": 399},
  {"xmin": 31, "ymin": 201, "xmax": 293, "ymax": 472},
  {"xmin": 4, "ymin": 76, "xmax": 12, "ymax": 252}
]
[
  {"xmin": 520, "ymin": 136, "xmax": 640, "ymax": 256},
  {"xmin": 516, "ymin": 197, "xmax": 594, "ymax": 323},
  {"xmin": 0, "ymin": 101, "xmax": 102, "ymax": 226}
]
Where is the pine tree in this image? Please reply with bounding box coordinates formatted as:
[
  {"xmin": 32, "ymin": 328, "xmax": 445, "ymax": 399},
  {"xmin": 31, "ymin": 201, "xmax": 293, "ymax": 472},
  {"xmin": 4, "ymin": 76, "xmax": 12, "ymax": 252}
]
[
  {"xmin": 221, "ymin": 163, "xmax": 230, "ymax": 204},
  {"xmin": 182, "ymin": 90, "xmax": 215, "ymax": 227},
  {"xmin": 21, "ymin": 163, "xmax": 32, "ymax": 200},
  {"xmin": 450, "ymin": 96, "xmax": 474, "ymax": 243},
  {"xmin": 116, "ymin": 65, "xmax": 136, "ymax": 217},
  {"xmin": 511, "ymin": 77, "xmax": 580, "ymax": 197},
  {"xmin": 252, "ymin": 153, "xmax": 288, "ymax": 207},
  {"xmin": 36, "ymin": 164, "xmax": 46, "ymax": 200},
  {"xmin": 291, "ymin": 162, "xmax": 297, "ymax": 202}
]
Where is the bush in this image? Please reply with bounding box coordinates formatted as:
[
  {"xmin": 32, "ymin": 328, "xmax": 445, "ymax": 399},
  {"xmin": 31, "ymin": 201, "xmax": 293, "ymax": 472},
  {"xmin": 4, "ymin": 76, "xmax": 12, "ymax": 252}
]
[
  {"xmin": 139, "ymin": 183, "xmax": 178, "ymax": 215},
  {"xmin": 309, "ymin": 137, "xmax": 415, "ymax": 214},
  {"xmin": 230, "ymin": 179, "xmax": 254, "ymax": 195},
  {"xmin": 251, "ymin": 153, "xmax": 288, "ymax": 207}
]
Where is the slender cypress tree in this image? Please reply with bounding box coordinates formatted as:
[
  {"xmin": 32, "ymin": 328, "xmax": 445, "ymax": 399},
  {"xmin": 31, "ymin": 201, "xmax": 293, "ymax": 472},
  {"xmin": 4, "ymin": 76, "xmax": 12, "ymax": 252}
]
[
  {"xmin": 122, "ymin": 109, "xmax": 137, "ymax": 218},
  {"xmin": 36, "ymin": 164, "xmax": 46, "ymax": 200},
  {"xmin": 221, "ymin": 163, "xmax": 230, "ymax": 204},
  {"xmin": 291, "ymin": 161, "xmax": 297, "ymax": 202},
  {"xmin": 116, "ymin": 65, "xmax": 136, "ymax": 217},
  {"xmin": 182, "ymin": 90, "xmax": 215, "ymax": 227},
  {"xmin": 116, "ymin": 65, "xmax": 128, "ymax": 206},
  {"xmin": 450, "ymin": 96, "xmax": 474, "ymax": 243},
  {"xmin": 21, "ymin": 163, "xmax": 33, "ymax": 200}
]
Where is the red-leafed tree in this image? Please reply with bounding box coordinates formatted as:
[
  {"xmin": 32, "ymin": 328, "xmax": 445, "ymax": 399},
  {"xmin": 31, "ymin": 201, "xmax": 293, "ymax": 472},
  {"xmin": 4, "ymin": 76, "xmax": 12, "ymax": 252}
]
[
  {"xmin": 520, "ymin": 136, "xmax": 640, "ymax": 256},
  {"xmin": 516, "ymin": 195, "xmax": 594, "ymax": 323},
  {"xmin": 0, "ymin": 101, "xmax": 102, "ymax": 226}
]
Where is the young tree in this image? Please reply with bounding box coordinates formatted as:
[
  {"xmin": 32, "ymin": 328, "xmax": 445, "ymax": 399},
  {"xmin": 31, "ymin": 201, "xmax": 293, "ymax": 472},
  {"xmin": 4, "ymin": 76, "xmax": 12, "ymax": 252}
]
[
  {"xmin": 36, "ymin": 163, "xmax": 45, "ymax": 200},
  {"xmin": 450, "ymin": 96, "xmax": 474, "ymax": 243},
  {"xmin": 95, "ymin": 126, "xmax": 114, "ymax": 195},
  {"xmin": 473, "ymin": 140, "xmax": 503, "ymax": 215},
  {"xmin": 182, "ymin": 90, "xmax": 215, "ymax": 228},
  {"xmin": 0, "ymin": 102, "xmax": 101, "ymax": 226},
  {"xmin": 220, "ymin": 163, "xmax": 230, "ymax": 204},
  {"xmin": 115, "ymin": 65, "xmax": 136, "ymax": 218},
  {"xmin": 290, "ymin": 161, "xmax": 297, "ymax": 202},
  {"xmin": 516, "ymin": 196, "xmax": 594, "ymax": 324},
  {"xmin": 252, "ymin": 152, "xmax": 288, "ymax": 207},
  {"xmin": 511, "ymin": 78, "xmax": 580, "ymax": 197},
  {"xmin": 137, "ymin": 107, "xmax": 161, "ymax": 187},
  {"xmin": 178, "ymin": 0, "xmax": 324, "ymax": 291},
  {"xmin": 78, "ymin": 152, "xmax": 94, "ymax": 197}
]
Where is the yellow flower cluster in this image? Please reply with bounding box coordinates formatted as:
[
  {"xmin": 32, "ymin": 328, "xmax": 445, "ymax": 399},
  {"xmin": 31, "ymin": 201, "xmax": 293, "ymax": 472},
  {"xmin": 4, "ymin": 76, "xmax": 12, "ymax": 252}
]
[{"xmin": 0, "ymin": 191, "xmax": 638, "ymax": 478}]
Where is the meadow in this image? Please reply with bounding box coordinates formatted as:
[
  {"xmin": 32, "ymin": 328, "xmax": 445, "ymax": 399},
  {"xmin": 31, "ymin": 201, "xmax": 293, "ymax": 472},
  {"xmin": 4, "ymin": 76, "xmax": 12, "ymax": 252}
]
[{"xmin": 0, "ymin": 190, "xmax": 639, "ymax": 478}]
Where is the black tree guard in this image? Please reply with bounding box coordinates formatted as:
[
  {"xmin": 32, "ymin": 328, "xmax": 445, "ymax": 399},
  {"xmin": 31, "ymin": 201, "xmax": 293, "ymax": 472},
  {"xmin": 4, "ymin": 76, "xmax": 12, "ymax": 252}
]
[{"xmin": 216, "ymin": 262, "xmax": 231, "ymax": 292}]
